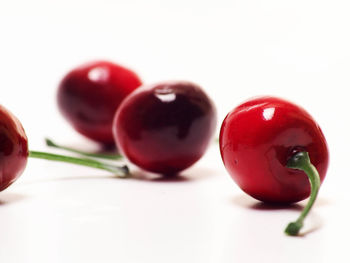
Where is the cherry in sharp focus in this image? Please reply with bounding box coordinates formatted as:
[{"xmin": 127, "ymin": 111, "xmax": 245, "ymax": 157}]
[
  {"xmin": 57, "ymin": 60, "xmax": 142, "ymax": 146},
  {"xmin": 219, "ymin": 96, "xmax": 329, "ymax": 236},
  {"xmin": 113, "ymin": 81, "xmax": 217, "ymax": 175},
  {"xmin": 0, "ymin": 105, "xmax": 129, "ymax": 192}
]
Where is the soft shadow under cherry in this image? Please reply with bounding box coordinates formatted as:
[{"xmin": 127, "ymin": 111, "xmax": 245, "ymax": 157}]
[
  {"xmin": 231, "ymin": 194, "xmax": 303, "ymax": 211},
  {"xmin": 251, "ymin": 202, "xmax": 303, "ymax": 211},
  {"xmin": 0, "ymin": 192, "xmax": 26, "ymax": 206},
  {"xmin": 100, "ymin": 143, "xmax": 118, "ymax": 153},
  {"xmin": 131, "ymin": 170, "xmax": 190, "ymax": 183}
]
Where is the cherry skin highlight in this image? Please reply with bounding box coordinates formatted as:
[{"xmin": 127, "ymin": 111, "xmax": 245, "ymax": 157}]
[
  {"xmin": 219, "ymin": 96, "xmax": 329, "ymax": 204},
  {"xmin": 57, "ymin": 61, "xmax": 142, "ymax": 145},
  {"xmin": 0, "ymin": 105, "xmax": 28, "ymax": 191},
  {"xmin": 113, "ymin": 81, "xmax": 217, "ymax": 175}
]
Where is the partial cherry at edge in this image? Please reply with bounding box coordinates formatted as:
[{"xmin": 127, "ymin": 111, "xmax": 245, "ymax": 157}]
[{"xmin": 0, "ymin": 105, "xmax": 129, "ymax": 192}]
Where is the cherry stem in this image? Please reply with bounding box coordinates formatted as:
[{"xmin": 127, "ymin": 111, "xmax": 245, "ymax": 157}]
[
  {"xmin": 284, "ymin": 151, "xmax": 320, "ymax": 236},
  {"xmin": 29, "ymin": 151, "xmax": 129, "ymax": 178},
  {"xmin": 45, "ymin": 138, "xmax": 123, "ymax": 160}
]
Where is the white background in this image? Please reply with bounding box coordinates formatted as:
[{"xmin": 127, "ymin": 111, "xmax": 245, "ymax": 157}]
[{"xmin": 0, "ymin": 0, "xmax": 349, "ymax": 262}]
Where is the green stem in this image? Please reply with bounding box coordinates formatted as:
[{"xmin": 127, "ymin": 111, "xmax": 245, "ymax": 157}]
[
  {"xmin": 45, "ymin": 138, "xmax": 122, "ymax": 160},
  {"xmin": 29, "ymin": 151, "xmax": 129, "ymax": 178},
  {"xmin": 284, "ymin": 151, "xmax": 320, "ymax": 236}
]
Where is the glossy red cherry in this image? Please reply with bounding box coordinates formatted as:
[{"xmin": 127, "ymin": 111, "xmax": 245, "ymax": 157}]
[
  {"xmin": 0, "ymin": 105, "xmax": 29, "ymax": 191},
  {"xmin": 220, "ymin": 96, "xmax": 329, "ymax": 203},
  {"xmin": 219, "ymin": 96, "xmax": 329, "ymax": 235},
  {"xmin": 113, "ymin": 81, "xmax": 217, "ymax": 175},
  {"xmin": 57, "ymin": 61, "xmax": 142, "ymax": 145}
]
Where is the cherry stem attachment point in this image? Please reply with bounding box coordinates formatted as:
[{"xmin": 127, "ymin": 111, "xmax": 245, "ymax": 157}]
[
  {"xmin": 45, "ymin": 138, "xmax": 123, "ymax": 160},
  {"xmin": 29, "ymin": 151, "xmax": 129, "ymax": 178},
  {"xmin": 284, "ymin": 151, "xmax": 320, "ymax": 236}
]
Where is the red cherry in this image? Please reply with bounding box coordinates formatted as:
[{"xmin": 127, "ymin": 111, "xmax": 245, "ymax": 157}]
[
  {"xmin": 113, "ymin": 81, "xmax": 217, "ymax": 175},
  {"xmin": 220, "ymin": 96, "xmax": 329, "ymax": 204},
  {"xmin": 57, "ymin": 61, "xmax": 142, "ymax": 145},
  {"xmin": 220, "ymin": 96, "xmax": 329, "ymax": 235},
  {"xmin": 0, "ymin": 105, "xmax": 28, "ymax": 191}
]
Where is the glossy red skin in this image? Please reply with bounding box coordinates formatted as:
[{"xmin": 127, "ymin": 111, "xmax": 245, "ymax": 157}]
[
  {"xmin": 0, "ymin": 106, "xmax": 28, "ymax": 192},
  {"xmin": 113, "ymin": 81, "xmax": 217, "ymax": 175},
  {"xmin": 57, "ymin": 61, "xmax": 142, "ymax": 145},
  {"xmin": 220, "ymin": 96, "xmax": 329, "ymax": 204}
]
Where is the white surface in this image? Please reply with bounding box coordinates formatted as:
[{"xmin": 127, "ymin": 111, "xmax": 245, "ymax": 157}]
[{"xmin": 0, "ymin": 0, "xmax": 349, "ymax": 262}]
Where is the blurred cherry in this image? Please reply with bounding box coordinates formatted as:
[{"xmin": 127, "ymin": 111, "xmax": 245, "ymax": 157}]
[{"xmin": 57, "ymin": 61, "xmax": 142, "ymax": 146}]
